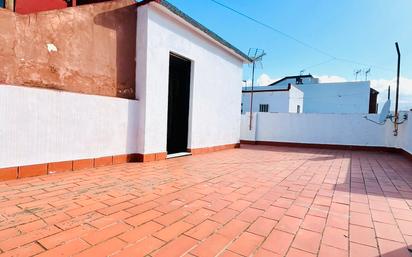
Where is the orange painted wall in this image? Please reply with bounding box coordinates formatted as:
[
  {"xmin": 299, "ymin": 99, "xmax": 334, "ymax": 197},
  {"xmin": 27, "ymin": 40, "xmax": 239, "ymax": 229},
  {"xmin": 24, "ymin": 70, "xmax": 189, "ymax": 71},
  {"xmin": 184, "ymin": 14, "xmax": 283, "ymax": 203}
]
[{"xmin": 0, "ymin": 0, "xmax": 137, "ymax": 99}]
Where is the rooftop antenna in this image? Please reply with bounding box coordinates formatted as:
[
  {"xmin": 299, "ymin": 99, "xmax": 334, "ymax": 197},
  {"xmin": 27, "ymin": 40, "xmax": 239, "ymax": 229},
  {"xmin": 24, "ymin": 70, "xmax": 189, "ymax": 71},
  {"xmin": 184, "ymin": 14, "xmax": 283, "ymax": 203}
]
[
  {"xmin": 242, "ymin": 80, "xmax": 247, "ymax": 87},
  {"xmin": 364, "ymin": 68, "xmax": 371, "ymax": 81},
  {"xmin": 354, "ymin": 69, "xmax": 362, "ymax": 81},
  {"xmin": 388, "ymin": 85, "xmax": 391, "ymax": 100},
  {"xmin": 247, "ymin": 48, "xmax": 266, "ymax": 130}
]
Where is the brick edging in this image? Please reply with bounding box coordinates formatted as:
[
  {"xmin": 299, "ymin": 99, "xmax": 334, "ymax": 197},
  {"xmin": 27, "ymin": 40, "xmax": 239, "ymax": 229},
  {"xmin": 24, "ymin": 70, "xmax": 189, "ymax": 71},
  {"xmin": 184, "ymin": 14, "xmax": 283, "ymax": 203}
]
[
  {"xmin": 187, "ymin": 143, "xmax": 240, "ymax": 155},
  {"xmin": 0, "ymin": 154, "xmax": 138, "ymax": 181},
  {"xmin": 0, "ymin": 143, "xmax": 241, "ymax": 181}
]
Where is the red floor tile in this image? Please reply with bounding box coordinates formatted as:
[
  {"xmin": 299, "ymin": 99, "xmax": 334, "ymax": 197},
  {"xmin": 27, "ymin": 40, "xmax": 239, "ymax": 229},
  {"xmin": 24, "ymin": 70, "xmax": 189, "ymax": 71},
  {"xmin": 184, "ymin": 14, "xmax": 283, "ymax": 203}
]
[{"xmin": 0, "ymin": 145, "xmax": 411, "ymax": 257}]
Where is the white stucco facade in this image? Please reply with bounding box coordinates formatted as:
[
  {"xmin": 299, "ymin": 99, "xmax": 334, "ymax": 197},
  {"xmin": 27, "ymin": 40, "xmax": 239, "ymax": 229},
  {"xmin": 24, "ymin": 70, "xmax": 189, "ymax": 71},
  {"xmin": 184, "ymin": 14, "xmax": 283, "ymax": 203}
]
[
  {"xmin": 136, "ymin": 3, "xmax": 246, "ymax": 154},
  {"xmin": 242, "ymin": 86, "xmax": 303, "ymax": 114},
  {"xmin": 242, "ymin": 77, "xmax": 373, "ymax": 114},
  {"xmin": 0, "ymin": 85, "xmax": 139, "ymax": 168},
  {"xmin": 298, "ymin": 81, "xmax": 371, "ymax": 114}
]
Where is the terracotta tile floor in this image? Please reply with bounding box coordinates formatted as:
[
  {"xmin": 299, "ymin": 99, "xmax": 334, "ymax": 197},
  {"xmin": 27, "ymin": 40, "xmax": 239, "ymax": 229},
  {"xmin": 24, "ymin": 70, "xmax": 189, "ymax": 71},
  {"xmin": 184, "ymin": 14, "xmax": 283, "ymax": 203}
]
[{"xmin": 1, "ymin": 145, "xmax": 412, "ymax": 257}]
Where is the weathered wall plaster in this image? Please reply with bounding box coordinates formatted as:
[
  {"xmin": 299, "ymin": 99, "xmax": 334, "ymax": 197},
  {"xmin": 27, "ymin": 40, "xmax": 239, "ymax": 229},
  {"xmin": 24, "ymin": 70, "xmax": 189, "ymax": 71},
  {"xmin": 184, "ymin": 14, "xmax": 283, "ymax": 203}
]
[{"xmin": 0, "ymin": 0, "xmax": 137, "ymax": 99}]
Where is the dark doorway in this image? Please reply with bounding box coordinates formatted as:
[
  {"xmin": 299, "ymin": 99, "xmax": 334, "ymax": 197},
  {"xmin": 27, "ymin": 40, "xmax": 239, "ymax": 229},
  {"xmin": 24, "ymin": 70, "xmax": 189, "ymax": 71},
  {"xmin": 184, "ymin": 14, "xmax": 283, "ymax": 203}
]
[{"xmin": 167, "ymin": 53, "xmax": 191, "ymax": 154}]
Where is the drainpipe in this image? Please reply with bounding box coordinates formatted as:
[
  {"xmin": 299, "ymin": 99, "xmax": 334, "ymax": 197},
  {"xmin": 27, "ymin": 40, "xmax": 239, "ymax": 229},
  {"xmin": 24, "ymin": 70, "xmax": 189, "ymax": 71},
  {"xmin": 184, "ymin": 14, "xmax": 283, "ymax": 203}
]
[{"xmin": 394, "ymin": 42, "xmax": 401, "ymax": 136}]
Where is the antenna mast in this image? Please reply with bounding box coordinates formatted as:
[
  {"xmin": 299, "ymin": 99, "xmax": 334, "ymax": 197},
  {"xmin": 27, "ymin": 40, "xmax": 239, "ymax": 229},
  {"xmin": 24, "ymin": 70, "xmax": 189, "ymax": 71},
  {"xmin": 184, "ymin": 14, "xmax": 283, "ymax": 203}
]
[
  {"xmin": 364, "ymin": 68, "xmax": 371, "ymax": 81},
  {"xmin": 394, "ymin": 42, "xmax": 401, "ymax": 136},
  {"xmin": 354, "ymin": 69, "xmax": 362, "ymax": 81},
  {"xmin": 248, "ymin": 48, "xmax": 266, "ymax": 130},
  {"xmin": 388, "ymin": 85, "xmax": 391, "ymax": 100}
]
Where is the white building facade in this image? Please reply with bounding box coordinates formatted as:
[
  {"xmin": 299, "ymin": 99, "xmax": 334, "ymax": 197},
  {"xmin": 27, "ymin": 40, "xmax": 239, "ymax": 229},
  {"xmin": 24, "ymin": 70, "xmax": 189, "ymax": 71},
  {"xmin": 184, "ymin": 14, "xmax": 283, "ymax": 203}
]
[
  {"xmin": 242, "ymin": 85, "xmax": 304, "ymax": 114},
  {"xmin": 136, "ymin": 1, "xmax": 250, "ymax": 156},
  {"xmin": 242, "ymin": 75, "xmax": 378, "ymax": 114}
]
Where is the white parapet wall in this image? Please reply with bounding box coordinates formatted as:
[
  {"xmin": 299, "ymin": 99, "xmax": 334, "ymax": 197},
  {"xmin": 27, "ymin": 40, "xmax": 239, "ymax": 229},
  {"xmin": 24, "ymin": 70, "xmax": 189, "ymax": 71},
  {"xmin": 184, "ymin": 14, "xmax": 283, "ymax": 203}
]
[
  {"xmin": 0, "ymin": 85, "xmax": 139, "ymax": 168},
  {"xmin": 399, "ymin": 113, "xmax": 412, "ymax": 154},
  {"xmin": 241, "ymin": 112, "xmax": 411, "ymax": 154}
]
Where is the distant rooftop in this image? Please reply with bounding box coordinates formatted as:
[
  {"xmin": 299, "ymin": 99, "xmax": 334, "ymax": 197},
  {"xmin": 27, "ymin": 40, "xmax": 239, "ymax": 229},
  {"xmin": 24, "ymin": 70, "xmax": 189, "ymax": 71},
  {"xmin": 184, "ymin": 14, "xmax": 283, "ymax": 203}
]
[
  {"xmin": 242, "ymin": 74, "xmax": 379, "ymax": 93},
  {"xmin": 267, "ymin": 74, "xmax": 315, "ymax": 86}
]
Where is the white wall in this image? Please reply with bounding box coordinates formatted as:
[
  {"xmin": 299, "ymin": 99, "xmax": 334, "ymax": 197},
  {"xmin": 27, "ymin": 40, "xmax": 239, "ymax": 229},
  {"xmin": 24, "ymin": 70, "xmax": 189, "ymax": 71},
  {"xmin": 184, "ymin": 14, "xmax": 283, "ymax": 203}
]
[
  {"xmin": 288, "ymin": 86, "xmax": 304, "ymax": 113},
  {"xmin": 0, "ymin": 85, "xmax": 139, "ymax": 168},
  {"xmin": 242, "ymin": 86, "xmax": 303, "ymax": 114},
  {"xmin": 136, "ymin": 4, "xmax": 244, "ymax": 154},
  {"xmin": 297, "ymin": 81, "xmax": 371, "ymax": 114},
  {"xmin": 398, "ymin": 113, "xmax": 412, "ymax": 154},
  {"xmin": 241, "ymin": 112, "xmax": 411, "ymax": 154},
  {"xmin": 242, "ymin": 91, "xmax": 290, "ymax": 113}
]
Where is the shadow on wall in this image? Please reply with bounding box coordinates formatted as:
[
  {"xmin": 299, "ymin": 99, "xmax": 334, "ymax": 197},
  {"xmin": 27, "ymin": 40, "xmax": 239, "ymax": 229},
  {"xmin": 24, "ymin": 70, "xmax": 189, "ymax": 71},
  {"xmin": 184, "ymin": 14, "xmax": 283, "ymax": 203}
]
[{"xmin": 94, "ymin": 4, "xmax": 137, "ymax": 98}]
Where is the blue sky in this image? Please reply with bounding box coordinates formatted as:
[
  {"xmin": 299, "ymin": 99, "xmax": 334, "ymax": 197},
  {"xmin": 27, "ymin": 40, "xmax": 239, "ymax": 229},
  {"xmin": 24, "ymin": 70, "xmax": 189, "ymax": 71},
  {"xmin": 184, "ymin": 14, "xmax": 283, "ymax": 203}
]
[{"xmin": 167, "ymin": 0, "xmax": 412, "ymax": 110}]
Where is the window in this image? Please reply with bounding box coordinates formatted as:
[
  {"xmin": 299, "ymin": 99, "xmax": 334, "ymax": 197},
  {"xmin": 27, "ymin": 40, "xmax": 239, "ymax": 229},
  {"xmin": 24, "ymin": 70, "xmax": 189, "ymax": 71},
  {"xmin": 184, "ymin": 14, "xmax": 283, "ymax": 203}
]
[
  {"xmin": 259, "ymin": 104, "xmax": 269, "ymax": 112},
  {"xmin": 297, "ymin": 105, "xmax": 301, "ymax": 113}
]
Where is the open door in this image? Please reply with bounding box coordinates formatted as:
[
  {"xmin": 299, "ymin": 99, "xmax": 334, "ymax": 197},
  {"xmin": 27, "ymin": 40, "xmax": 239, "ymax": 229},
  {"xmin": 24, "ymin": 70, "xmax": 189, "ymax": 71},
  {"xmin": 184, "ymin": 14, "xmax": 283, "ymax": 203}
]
[{"xmin": 167, "ymin": 53, "xmax": 191, "ymax": 155}]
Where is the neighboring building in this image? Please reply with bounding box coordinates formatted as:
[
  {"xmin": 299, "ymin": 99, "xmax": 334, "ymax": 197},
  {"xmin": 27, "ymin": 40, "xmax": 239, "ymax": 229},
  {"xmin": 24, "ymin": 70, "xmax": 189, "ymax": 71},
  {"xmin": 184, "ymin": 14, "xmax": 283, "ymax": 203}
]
[
  {"xmin": 242, "ymin": 84, "xmax": 304, "ymax": 114},
  {"xmin": 242, "ymin": 75, "xmax": 379, "ymax": 114},
  {"xmin": 0, "ymin": 0, "xmax": 250, "ymax": 178}
]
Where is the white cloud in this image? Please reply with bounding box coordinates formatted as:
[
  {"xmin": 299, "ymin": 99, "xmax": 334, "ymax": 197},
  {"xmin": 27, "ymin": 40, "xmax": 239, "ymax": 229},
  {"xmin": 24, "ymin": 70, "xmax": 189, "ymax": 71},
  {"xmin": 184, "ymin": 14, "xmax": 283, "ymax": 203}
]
[
  {"xmin": 370, "ymin": 77, "xmax": 412, "ymax": 111},
  {"xmin": 243, "ymin": 73, "xmax": 279, "ymax": 87},
  {"xmin": 257, "ymin": 74, "xmax": 279, "ymax": 86}
]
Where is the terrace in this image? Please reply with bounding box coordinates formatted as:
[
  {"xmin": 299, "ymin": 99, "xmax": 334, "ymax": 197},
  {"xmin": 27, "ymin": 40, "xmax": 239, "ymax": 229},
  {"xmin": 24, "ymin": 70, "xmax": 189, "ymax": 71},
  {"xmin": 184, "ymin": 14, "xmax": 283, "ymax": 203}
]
[{"xmin": 1, "ymin": 145, "xmax": 411, "ymax": 257}]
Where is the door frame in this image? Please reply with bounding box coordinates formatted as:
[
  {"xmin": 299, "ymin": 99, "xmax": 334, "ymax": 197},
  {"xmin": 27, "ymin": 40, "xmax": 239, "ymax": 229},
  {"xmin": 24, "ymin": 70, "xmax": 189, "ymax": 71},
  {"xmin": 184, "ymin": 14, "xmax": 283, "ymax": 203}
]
[{"xmin": 166, "ymin": 52, "xmax": 194, "ymax": 154}]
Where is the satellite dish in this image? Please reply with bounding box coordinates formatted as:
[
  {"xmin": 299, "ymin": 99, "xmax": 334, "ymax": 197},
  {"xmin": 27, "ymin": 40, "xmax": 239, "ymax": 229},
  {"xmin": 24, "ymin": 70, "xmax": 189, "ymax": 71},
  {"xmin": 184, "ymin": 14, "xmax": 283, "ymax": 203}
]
[{"xmin": 379, "ymin": 99, "xmax": 391, "ymax": 123}]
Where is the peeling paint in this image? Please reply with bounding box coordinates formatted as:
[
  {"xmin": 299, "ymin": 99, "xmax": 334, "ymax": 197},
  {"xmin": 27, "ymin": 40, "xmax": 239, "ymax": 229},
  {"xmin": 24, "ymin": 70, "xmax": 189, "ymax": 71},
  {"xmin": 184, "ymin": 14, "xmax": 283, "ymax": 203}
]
[{"xmin": 46, "ymin": 43, "xmax": 58, "ymax": 52}]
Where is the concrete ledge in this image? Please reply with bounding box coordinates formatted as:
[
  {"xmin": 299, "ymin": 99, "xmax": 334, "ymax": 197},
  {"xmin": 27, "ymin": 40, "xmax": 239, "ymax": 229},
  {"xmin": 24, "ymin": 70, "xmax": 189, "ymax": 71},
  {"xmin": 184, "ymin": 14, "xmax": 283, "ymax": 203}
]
[{"xmin": 240, "ymin": 140, "xmax": 412, "ymax": 161}]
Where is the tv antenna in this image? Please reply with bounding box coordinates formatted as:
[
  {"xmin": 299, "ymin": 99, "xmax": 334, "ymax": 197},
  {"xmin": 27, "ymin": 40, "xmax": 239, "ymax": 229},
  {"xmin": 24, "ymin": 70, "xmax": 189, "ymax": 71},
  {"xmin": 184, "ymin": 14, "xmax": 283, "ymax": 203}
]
[
  {"xmin": 354, "ymin": 69, "xmax": 362, "ymax": 81},
  {"xmin": 364, "ymin": 68, "xmax": 371, "ymax": 80},
  {"xmin": 247, "ymin": 48, "xmax": 266, "ymax": 130}
]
